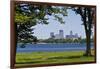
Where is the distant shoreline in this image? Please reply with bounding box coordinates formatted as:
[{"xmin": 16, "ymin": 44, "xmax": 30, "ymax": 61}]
[
  {"xmin": 17, "ymin": 42, "xmax": 94, "ymax": 45},
  {"xmin": 35, "ymin": 43, "xmax": 82, "ymax": 44}
]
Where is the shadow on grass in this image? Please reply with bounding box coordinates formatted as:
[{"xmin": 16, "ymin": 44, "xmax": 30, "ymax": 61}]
[
  {"xmin": 16, "ymin": 55, "xmax": 94, "ymax": 64},
  {"xmin": 47, "ymin": 55, "xmax": 92, "ymax": 60},
  {"xmin": 16, "ymin": 59, "xmax": 56, "ymax": 64},
  {"xmin": 67, "ymin": 56, "xmax": 82, "ymax": 59},
  {"xmin": 19, "ymin": 58, "xmax": 40, "ymax": 60},
  {"xmin": 16, "ymin": 61, "xmax": 46, "ymax": 64}
]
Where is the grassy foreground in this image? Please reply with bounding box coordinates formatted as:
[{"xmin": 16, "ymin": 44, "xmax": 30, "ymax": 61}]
[{"xmin": 15, "ymin": 51, "xmax": 95, "ymax": 67}]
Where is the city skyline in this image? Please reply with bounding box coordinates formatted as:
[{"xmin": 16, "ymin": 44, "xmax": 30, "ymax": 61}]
[
  {"xmin": 32, "ymin": 9, "xmax": 93, "ymax": 39},
  {"xmin": 50, "ymin": 30, "xmax": 80, "ymax": 39}
]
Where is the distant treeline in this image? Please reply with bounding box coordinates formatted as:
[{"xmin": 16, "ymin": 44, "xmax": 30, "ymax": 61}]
[
  {"xmin": 18, "ymin": 37, "xmax": 94, "ymax": 44},
  {"xmin": 38, "ymin": 38, "xmax": 94, "ymax": 43}
]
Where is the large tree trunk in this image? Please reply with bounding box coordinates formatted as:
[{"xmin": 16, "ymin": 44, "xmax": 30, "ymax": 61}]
[
  {"xmin": 83, "ymin": 8, "xmax": 92, "ymax": 56},
  {"xmin": 84, "ymin": 31, "xmax": 92, "ymax": 56},
  {"xmin": 74, "ymin": 7, "xmax": 94, "ymax": 56},
  {"xmin": 83, "ymin": 24, "xmax": 92, "ymax": 56}
]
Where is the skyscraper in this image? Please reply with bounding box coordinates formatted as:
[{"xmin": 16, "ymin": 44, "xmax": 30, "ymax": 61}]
[
  {"xmin": 70, "ymin": 30, "xmax": 73, "ymax": 35},
  {"xmin": 66, "ymin": 31, "xmax": 80, "ymax": 40},
  {"xmin": 59, "ymin": 30, "xmax": 64, "ymax": 39},
  {"xmin": 75, "ymin": 33, "xmax": 78, "ymax": 37},
  {"xmin": 50, "ymin": 32, "xmax": 55, "ymax": 38}
]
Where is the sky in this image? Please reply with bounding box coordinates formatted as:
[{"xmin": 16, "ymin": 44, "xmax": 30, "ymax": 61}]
[{"xmin": 32, "ymin": 9, "xmax": 86, "ymax": 39}]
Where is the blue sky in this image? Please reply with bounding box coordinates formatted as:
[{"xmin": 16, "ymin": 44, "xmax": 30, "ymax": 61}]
[{"xmin": 32, "ymin": 9, "xmax": 86, "ymax": 39}]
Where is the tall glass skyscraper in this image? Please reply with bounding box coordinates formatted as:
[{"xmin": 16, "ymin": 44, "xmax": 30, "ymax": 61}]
[{"xmin": 59, "ymin": 30, "xmax": 64, "ymax": 39}]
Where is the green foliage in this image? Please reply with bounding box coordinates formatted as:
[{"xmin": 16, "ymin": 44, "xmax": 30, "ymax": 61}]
[
  {"xmin": 15, "ymin": 3, "xmax": 68, "ymax": 43},
  {"xmin": 39, "ymin": 38, "xmax": 82, "ymax": 43},
  {"xmin": 15, "ymin": 13, "xmax": 31, "ymax": 24},
  {"xmin": 72, "ymin": 7, "xmax": 95, "ymax": 27},
  {"xmin": 15, "ymin": 4, "xmax": 68, "ymax": 25}
]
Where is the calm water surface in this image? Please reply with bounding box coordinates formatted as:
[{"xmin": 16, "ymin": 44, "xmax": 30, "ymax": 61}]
[{"xmin": 16, "ymin": 43, "xmax": 94, "ymax": 52}]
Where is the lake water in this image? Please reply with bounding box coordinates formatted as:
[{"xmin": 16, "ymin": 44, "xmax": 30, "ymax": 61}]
[{"xmin": 16, "ymin": 43, "xmax": 94, "ymax": 53}]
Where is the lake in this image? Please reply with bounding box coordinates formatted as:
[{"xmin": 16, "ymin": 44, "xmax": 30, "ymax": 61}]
[{"xmin": 16, "ymin": 43, "xmax": 94, "ymax": 53}]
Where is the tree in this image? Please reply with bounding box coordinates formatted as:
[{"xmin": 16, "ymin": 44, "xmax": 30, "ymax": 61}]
[
  {"xmin": 15, "ymin": 3, "xmax": 68, "ymax": 45},
  {"xmin": 73, "ymin": 7, "xmax": 95, "ymax": 56}
]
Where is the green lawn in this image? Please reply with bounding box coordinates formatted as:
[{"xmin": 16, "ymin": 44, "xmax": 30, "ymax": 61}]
[{"xmin": 15, "ymin": 51, "xmax": 95, "ymax": 67}]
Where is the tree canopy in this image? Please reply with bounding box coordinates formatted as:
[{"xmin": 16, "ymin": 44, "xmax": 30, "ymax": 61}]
[
  {"xmin": 15, "ymin": 4, "xmax": 68, "ymax": 24},
  {"xmin": 15, "ymin": 3, "xmax": 68, "ymax": 43}
]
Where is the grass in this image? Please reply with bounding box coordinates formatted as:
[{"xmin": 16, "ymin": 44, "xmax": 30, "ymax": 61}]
[{"xmin": 15, "ymin": 50, "xmax": 95, "ymax": 67}]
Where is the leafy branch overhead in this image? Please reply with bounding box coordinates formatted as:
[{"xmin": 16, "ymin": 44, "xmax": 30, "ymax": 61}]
[
  {"xmin": 15, "ymin": 4, "xmax": 68, "ymax": 25},
  {"xmin": 15, "ymin": 3, "xmax": 68, "ymax": 43}
]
